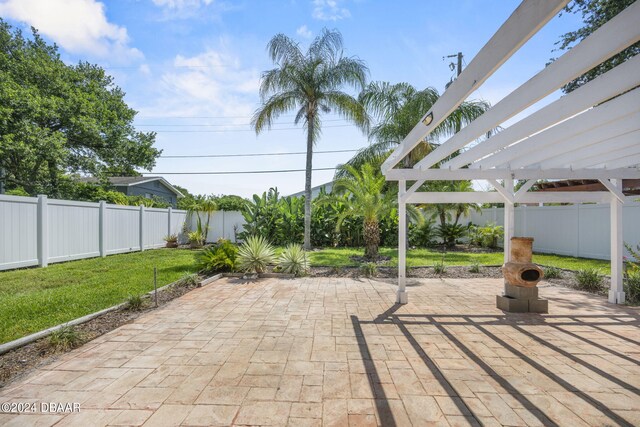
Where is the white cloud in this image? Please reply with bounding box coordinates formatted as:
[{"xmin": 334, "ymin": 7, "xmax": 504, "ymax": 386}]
[
  {"xmin": 0, "ymin": 0, "xmax": 142, "ymax": 61},
  {"xmin": 141, "ymin": 48, "xmax": 260, "ymax": 120},
  {"xmin": 312, "ymin": 0, "xmax": 350, "ymax": 21},
  {"xmin": 151, "ymin": 0, "xmax": 214, "ymax": 10},
  {"xmin": 296, "ymin": 25, "xmax": 313, "ymax": 39}
]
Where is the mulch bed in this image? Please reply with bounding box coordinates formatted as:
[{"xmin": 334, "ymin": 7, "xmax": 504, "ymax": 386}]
[{"xmin": 0, "ymin": 279, "xmax": 202, "ymax": 388}]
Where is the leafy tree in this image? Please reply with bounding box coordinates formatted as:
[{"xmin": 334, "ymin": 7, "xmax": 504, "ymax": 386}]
[
  {"xmin": 557, "ymin": 0, "xmax": 639, "ymax": 93},
  {"xmin": 340, "ymin": 81, "xmax": 489, "ymax": 173},
  {"xmin": 252, "ymin": 28, "xmax": 370, "ymax": 250},
  {"xmin": 0, "ymin": 21, "xmax": 159, "ymax": 196},
  {"xmin": 422, "ymin": 180, "xmax": 480, "ymax": 228}
]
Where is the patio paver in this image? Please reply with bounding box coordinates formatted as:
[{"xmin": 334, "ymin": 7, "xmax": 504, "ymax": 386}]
[{"xmin": 1, "ymin": 277, "xmax": 639, "ymax": 426}]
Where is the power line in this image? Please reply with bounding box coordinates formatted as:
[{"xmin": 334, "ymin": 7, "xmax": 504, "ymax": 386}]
[
  {"xmin": 160, "ymin": 149, "xmax": 358, "ymax": 158},
  {"xmin": 140, "ymin": 167, "xmax": 338, "ymax": 175},
  {"xmin": 151, "ymin": 124, "xmax": 353, "ymax": 133},
  {"xmin": 136, "ymin": 119, "xmax": 347, "ymax": 127}
]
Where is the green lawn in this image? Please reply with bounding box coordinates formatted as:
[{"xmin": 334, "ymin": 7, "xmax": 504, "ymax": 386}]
[
  {"xmin": 0, "ymin": 249, "xmax": 197, "ymax": 344},
  {"xmin": 308, "ymin": 247, "xmax": 611, "ymax": 272}
]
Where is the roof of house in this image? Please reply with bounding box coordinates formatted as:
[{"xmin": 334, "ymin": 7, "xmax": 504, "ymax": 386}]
[{"xmin": 77, "ymin": 176, "xmax": 184, "ymax": 197}]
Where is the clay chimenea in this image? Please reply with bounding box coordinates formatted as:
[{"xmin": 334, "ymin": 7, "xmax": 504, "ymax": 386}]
[{"xmin": 496, "ymin": 237, "xmax": 548, "ymax": 313}]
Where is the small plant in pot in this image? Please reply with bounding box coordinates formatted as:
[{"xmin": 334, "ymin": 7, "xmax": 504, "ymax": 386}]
[
  {"xmin": 188, "ymin": 230, "xmax": 205, "ymax": 249},
  {"xmin": 163, "ymin": 234, "xmax": 179, "ymax": 248}
]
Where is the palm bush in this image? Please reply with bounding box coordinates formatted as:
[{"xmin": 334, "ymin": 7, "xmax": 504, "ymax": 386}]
[
  {"xmin": 575, "ymin": 268, "xmax": 603, "ymax": 292},
  {"xmin": 479, "ymin": 223, "xmax": 504, "ymax": 249},
  {"xmin": 409, "ymin": 218, "xmax": 436, "ymax": 247},
  {"xmin": 436, "ymin": 223, "xmax": 467, "ymax": 247},
  {"xmin": 253, "ymin": 29, "xmax": 369, "ymax": 250},
  {"xmin": 237, "ymin": 235, "xmax": 276, "ymax": 274},
  {"xmin": 278, "ymin": 244, "xmax": 309, "ymax": 276},
  {"xmin": 195, "ymin": 239, "xmax": 238, "ymax": 273}
]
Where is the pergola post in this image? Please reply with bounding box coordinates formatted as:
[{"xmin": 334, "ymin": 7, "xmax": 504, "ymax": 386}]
[
  {"xmin": 503, "ymin": 179, "xmax": 515, "ymax": 263},
  {"xmin": 609, "ymin": 179, "xmax": 625, "ymax": 304},
  {"xmin": 397, "ymin": 180, "xmax": 408, "ymax": 304}
]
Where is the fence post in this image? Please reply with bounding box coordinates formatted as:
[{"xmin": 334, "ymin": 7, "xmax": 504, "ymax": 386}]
[
  {"xmin": 99, "ymin": 201, "xmax": 106, "ymax": 257},
  {"xmin": 167, "ymin": 206, "xmax": 173, "ymax": 237},
  {"xmin": 37, "ymin": 195, "xmax": 48, "ymax": 267},
  {"xmin": 139, "ymin": 205, "xmax": 145, "ymax": 251},
  {"xmin": 574, "ymin": 204, "xmax": 580, "ymax": 258}
]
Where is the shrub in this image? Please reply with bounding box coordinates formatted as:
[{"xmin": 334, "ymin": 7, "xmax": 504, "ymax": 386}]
[
  {"xmin": 278, "ymin": 244, "xmax": 309, "ymax": 276},
  {"xmin": 49, "ymin": 325, "xmax": 82, "ymax": 351},
  {"xmin": 178, "ymin": 272, "xmax": 199, "ymax": 287},
  {"xmin": 188, "ymin": 230, "xmax": 205, "ymax": 248},
  {"xmin": 575, "ymin": 268, "xmax": 603, "ymax": 292},
  {"xmin": 625, "ymin": 270, "xmax": 640, "ymax": 305},
  {"xmin": 195, "ymin": 239, "xmax": 238, "ymax": 273},
  {"xmin": 468, "ymin": 262, "xmax": 481, "ymax": 273},
  {"xmin": 436, "ymin": 223, "xmax": 467, "ymax": 247},
  {"xmin": 126, "ymin": 294, "xmax": 144, "ymax": 311},
  {"xmin": 544, "ymin": 266, "xmax": 562, "ymax": 279},
  {"xmin": 359, "ymin": 262, "xmax": 378, "ymax": 278},
  {"xmin": 433, "ymin": 262, "xmax": 446, "ymax": 276},
  {"xmin": 237, "ymin": 235, "xmax": 276, "ymax": 274},
  {"xmin": 409, "ymin": 219, "xmax": 436, "ymax": 247},
  {"xmin": 468, "ymin": 223, "xmax": 503, "ymax": 248}
]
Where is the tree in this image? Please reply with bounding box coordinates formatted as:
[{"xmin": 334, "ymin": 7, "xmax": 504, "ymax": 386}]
[
  {"xmin": 326, "ymin": 163, "xmax": 417, "ymax": 259},
  {"xmin": 423, "ymin": 180, "xmax": 480, "ymax": 229},
  {"xmin": 252, "ymin": 29, "xmax": 369, "ymax": 250},
  {"xmin": 0, "ymin": 21, "xmax": 160, "ymax": 197},
  {"xmin": 556, "ymin": 0, "xmax": 639, "ymax": 93},
  {"xmin": 340, "ymin": 81, "xmax": 489, "ymax": 173}
]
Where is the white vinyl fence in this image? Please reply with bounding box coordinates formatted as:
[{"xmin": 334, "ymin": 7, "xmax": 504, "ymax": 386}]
[
  {"xmin": 0, "ymin": 194, "xmax": 245, "ymax": 272},
  {"xmin": 188, "ymin": 210, "xmax": 246, "ymax": 244},
  {"xmin": 464, "ymin": 202, "xmax": 640, "ymax": 260}
]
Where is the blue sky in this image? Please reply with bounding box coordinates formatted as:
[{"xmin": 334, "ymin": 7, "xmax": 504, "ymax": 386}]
[{"xmin": 0, "ymin": 0, "xmax": 583, "ymax": 197}]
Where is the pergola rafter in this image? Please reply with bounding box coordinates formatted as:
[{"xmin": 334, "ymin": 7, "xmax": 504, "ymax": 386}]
[{"xmin": 383, "ymin": 0, "xmax": 640, "ymax": 305}]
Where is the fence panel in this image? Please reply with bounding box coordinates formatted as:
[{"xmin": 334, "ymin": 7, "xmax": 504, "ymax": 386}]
[
  {"xmin": 105, "ymin": 205, "xmax": 141, "ymax": 255},
  {"xmin": 144, "ymin": 208, "xmax": 169, "ymax": 249},
  {"xmin": 48, "ymin": 199, "xmax": 100, "ymax": 263},
  {"xmin": 190, "ymin": 211, "xmax": 245, "ymax": 243},
  {"xmin": 0, "ymin": 195, "xmax": 39, "ymax": 270}
]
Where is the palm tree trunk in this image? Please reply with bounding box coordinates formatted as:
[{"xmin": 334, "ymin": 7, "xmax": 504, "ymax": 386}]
[
  {"xmin": 364, "ymin": 219, "xmax": 380, "ymax": 259},
  {"xmin": 304, "ymin": 116, "xmax": 314, "ymax": 250}
]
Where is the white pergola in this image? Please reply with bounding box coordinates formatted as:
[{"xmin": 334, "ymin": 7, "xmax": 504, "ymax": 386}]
[{"xmin": 383, "ymin": 0, "xmax": 640, "ymax": 305}]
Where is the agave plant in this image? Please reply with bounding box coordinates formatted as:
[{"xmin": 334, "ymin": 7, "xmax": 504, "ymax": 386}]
[
  {"xmin": 237, "ymin": 235, "xmax": 276, "ymax": 274},
  {"xmin": 278, "ymin": 244, "xmax": 309, "ymax": 276}
]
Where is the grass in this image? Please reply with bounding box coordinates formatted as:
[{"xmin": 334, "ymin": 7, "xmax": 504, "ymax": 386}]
[
  {"xmin": 308, "ymin": 247, "xmax": 610, "ymax": 272},
  {"xmin": 0, "ymin": 249, "xmax": 197, "ymax": 344}
]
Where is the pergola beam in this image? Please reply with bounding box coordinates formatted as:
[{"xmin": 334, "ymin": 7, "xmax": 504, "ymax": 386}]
[
  {"xmin": 385, "ymin": 167, "xmax": 640, "ymax": 181},
  {"xmin": 413, "ymin": 1, "xmax": 640, "ymax": 171},
  {"xmin": 381, "ymin": 0, "xmax": 568, "ymax": 174},
  {"xmin": 471, "ymin": 88, "xmax": 640, "ymax": 169},
  {"xmin": 444, "ymin": 54, "xmax": 640, "ymax": 170},
  {"xmin": 403, "ymin": 191, "xmax": 615, "ymax": 204}
]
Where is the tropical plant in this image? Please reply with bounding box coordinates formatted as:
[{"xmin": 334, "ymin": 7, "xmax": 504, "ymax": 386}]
[
  {"xmin": 164, "ymin": 234, "xmax": 178, "ymax": 248},
  {"xmin": 469, "ymin": 262, "xmax": 481, "ymax": 273},
  {"xmin": 278, "ymin": 244, "xmax": 309, "ymax": 276},
  {"xmin": 624, "ymin": 242, "xmax": 640, "ymax": 273},
  {"xmin": 359, "ymin": 262, "xmax": 378, "ymax": 278},
  {"xmin": 188, "ymin": 230, "xmax": 205, "ymax": 248},
  {"xmin": 624, "ymin": 269, "xmax": 640, "ymax": 305},
  {"xmin": 575, "ymin": 268, "xmax": 603, "ymax": 292},
  {"xmin": 433, "ymin": 260, "xmax": 447, "ymax": 276},
  {"xmin": 237, "ymin": 235, "xmax": 276, "ymax": 274},
  {"xmin": 49, "ymin": 325, "xmax": 82, "ymax": 351},
  {"xmin": 422, "ymin": 180, "xmax": 480, "ymax": 229},
  {"xmin": 469, "ymin": 223, "xmax": 504, "ymax": 249},
  {"xmin": 544, "ymin": 266, "xmax": 562, "ymax": 280},
  {"xmin": 185, "ymin": 195, "xmax": 217, "ymax": 243},
  {"xmin": 409, "ymin": 216, "xmax": 436, "ymax": 247},
  {"xmin": 436, "ymin": 223, "xmax": 467, "ymax": 247},
  {"xmin": 126, "ymin": 294, "xmax": 144, "ymax": 311},
  {"xmin": 252, "ymin": 29, "xmax": 370, "ymax": 250},
  {"xmin": 322, "ymin": 163, "xmax": 408, "ymax": 259},
  {"xmin": 341, "ymin": 81, "xmax": 490, "ymax": 173},
  {"xmin": 178, "ymin": 272, "xmax": 199, "ymax": 287},
  {"xmin": 196, "ymin": 239, "xmax": 238, "ymax": 273}
]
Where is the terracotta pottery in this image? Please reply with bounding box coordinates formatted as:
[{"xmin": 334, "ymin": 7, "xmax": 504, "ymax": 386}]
[{"xmin": 502, "ymin": 237, "xmax": 544, "ymax": 288}]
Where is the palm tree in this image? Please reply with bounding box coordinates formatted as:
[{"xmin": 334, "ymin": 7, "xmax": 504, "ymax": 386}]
[
  {"xmin": 252, "ymin": 29, "xmax": 370, "ymax": 250},
  {"xmin": 326, "ymin": 162, "xmax": 418, "ymax": 259},
  {"xmin": 339, "ymin": 81, "xmax": 490, "ymax": 173},
  {"xmin": 423, "ymin": 180, "xmax": 480, "ymax": 228}
]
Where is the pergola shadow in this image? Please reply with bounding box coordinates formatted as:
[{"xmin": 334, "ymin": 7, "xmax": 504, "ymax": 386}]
[{"xmin": 352, "ymin": 306, "xmax": 640, "ymax": 427}]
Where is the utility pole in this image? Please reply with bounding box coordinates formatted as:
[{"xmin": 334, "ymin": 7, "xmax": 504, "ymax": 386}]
[{"xmin": 444, "ymin": 52, "xmax": 463, "ymax": 131}]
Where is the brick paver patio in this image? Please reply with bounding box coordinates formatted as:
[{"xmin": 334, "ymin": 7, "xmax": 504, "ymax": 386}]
[{"xmin": 1, "ymin": 277, "xmax": 639, "ymax": 426}]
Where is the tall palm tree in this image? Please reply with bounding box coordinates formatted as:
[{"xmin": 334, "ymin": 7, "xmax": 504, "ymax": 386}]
[
  {"xmin": 252, "ymin": 29, "xmax": 369, "ymax": 250},
  {"xmin": 339, "ymin": 81, "xmax": 490, "ymax": 173}
]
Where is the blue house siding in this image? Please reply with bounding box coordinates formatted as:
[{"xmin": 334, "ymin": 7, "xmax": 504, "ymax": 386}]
[{"xmin": 116, "ymin": 181, "xmax": 178, "ymax": 207}]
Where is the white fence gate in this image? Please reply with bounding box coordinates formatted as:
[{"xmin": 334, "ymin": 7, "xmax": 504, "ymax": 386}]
[
  {"xmin": 0, "ymin": 194, "xmax": 246, "ymax": 271},
  {"xmin": 465, "ymin": 202, "xmax": 640, "ymax": 260}
]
